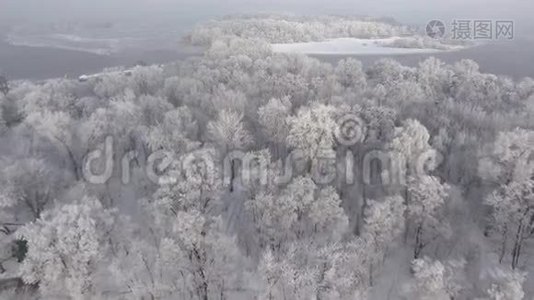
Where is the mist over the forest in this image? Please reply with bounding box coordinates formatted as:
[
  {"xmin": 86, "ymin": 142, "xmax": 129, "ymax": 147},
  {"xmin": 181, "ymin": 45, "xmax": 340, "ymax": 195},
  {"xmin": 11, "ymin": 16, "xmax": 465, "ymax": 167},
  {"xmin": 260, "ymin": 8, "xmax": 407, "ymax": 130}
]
[{"xmin": 2, "ymin": 0, "xmax": 532, "ymax": 24}]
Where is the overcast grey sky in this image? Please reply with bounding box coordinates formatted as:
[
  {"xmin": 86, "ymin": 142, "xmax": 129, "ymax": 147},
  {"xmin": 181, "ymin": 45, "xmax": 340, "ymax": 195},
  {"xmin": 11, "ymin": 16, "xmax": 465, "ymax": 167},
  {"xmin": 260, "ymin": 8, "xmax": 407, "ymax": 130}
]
[{"xmin": 2, "ymin": 0, "xmax": 533, "ymax": 29}]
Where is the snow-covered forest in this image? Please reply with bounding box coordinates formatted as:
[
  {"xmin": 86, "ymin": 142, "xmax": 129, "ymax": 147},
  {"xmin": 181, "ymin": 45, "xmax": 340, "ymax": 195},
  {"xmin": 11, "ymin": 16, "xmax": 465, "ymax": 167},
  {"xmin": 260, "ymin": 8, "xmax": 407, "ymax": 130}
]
[
  {"xmin": 1, "ymin": 15, "xmax": 534, "ymax": 299},
  {"xmin": 188, "ymin": 15, "xmax": 466, "ymax": 51},
  {"xmin": 188, "ymin": 15, "xmax": 414, "ymax": 45}
]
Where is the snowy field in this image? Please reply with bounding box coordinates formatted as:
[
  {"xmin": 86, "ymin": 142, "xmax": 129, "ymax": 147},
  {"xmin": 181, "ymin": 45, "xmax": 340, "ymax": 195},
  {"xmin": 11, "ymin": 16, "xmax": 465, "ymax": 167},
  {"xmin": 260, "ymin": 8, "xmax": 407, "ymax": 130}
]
[{"xmin": 272, "ymin": 37, "xmax": 463, "ymax": 55}]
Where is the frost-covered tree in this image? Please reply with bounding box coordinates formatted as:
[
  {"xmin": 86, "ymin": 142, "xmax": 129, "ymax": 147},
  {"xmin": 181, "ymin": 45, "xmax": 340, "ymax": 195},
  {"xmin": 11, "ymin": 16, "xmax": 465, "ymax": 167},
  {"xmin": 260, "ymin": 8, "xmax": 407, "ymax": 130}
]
[
  {"xmin": 416, "ymin": 57, "xmax": 452, "ymax": 101},
  {"xmin": 1, "ymin": 158, "xmax": 63, "ymax": 220},
  {"xmin": 363, "ymin": 196, "xmax": 406, "ymax": 253},
  {"xmin": 286, "ymin": 103, "xmax": 337, "ymax": 168},
  {"xmin": 207, "ymin": 109, "xmax": 253, "ymax": 191},
  {"xmin": 0, "ymin": 177, "xmax": 19, "ymax": 273},
  {"xmin": 246, "ymin": 176, "xmax": 348, "ymax": 250},
  {"xmin": 386, "ymin": 81, "xmax": 425, "ymax": 107},
  {"xmin": 367, "ymin": 58, "xmax": 413, "ymax": 86},
  {"xmin": 485, "ymin": 267, "xmax": 526, "ymax": 300},
  {"xmin": 18, "ymin": 197, "xmax": 117, "ymax": 298},
  {"xmin": 258, "ymin": 245, "xmax": 318, "ymax": 300},
  {"xmin": 142, "ymin": 106, "xmax": 200, "ymax": 153},
  {"xmin": 389, "ymin": 119, "xmax": 446, "ymax": 253},
  {"xmin": 0, "ymin": 95, "xmax": 6, "ymax": 132},
  {"xmin": 208, "ymin": 109, "xmax": 253, "ymax": 152},
  {"xmin": 113, "ymin": 197, "xmax": 245, "ymax": 300},
  {"xmin": 259, "ymin": 238, "xmax": 372, "ymax": 300},
  {"xmin": 209, "ymin": 85, "xmax": 249, "ymax": 116},
  {"xmin": 129, "ymin": 65, "xmax": 164, "ymax": 96},
  {"xmin": 407, "ymin": 175, "xmax": 450, "ymax": 258},
  {"xmin": 363, "ymin": 196, "xmax": 405, "ymax": 250},
  {"xmin": 362, "ymin": 196, "xmax": 405, "ymax": 284},
  {"xmin": 207, "ymin": 110, "xmax": 253, "ymax": 192},
  {"xmin": 0, "ymin": 181, "xmax": 17, "ymax": 229},
  {"xmin": 404, "ymin": 257, "xmax": 465, "ymax": 300},
  {"xmin": 82, "ymin": 89, "xmax": 142, "ymax": 143},
  {"xmin": 258, "ymin": 97, "xmax": 292, "ymax": 151},
  {"xmin": 93, "ymin": 71, "xmax": 130, "ymax": 99},
  {"xmin": 314, "ymin": 239, "xmax": 372, "ymax": 299},
  {"xmin": 485, "ymin": 180, "xmax": 534, "ymax": 269},
  {"xmin": 24, "ymin": 110, "xmax": 82, "ymax": 180},
  {"xmin": 152, "ymin": 148, "xmax": 222, "ymax": 215},
  {"xmin": 479, "ymin": 128, "xmax": 534, "ymax": 185},
  {"xmin": 390, "ymin": 118, "xmax": 434, "ymax": 176},
  {"xmin": 0, "ymin": 75, "xmax": 9, "ymax": 96},
  {"xmin": 360, "ymin": 105, "xmax": 397, "ymax": 143},
  {"xmin": 335, "ymin": 58, "xmax": 367, "ymax": 90},
  {"xmin": 480, "ymin": 129, "xmax": 534, "ymax": 268}
]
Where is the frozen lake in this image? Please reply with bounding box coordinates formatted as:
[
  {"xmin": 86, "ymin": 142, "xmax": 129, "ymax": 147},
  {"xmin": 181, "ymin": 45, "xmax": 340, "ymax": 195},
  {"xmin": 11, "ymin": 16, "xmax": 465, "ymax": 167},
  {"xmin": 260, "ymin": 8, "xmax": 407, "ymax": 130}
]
[
  {"xmin": 0, "ymin": 38, "xmax": 202, "ymax": 80},
  {"xmin": 1, "ymin": 34, "xmax": 533, "ymax": 81}
]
